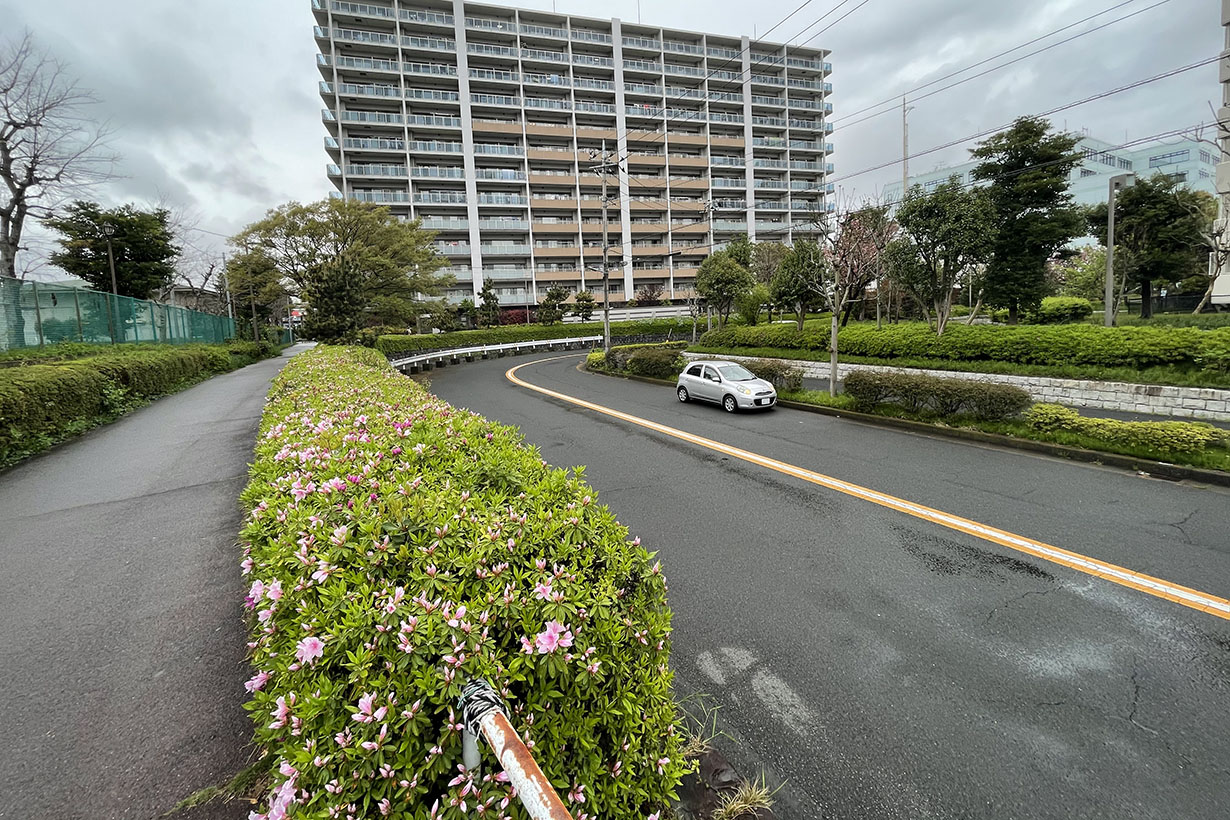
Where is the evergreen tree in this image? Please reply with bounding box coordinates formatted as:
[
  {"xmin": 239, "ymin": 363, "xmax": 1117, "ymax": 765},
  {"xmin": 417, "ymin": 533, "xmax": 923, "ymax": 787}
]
[
  {"xmin": 970, "ymin": 117, "xmax": 1083, "ymax": 324},
  {"xmin": 45, "ymin": 201, "xmax": 179, "ymax": 298},
  {"xmin": 572, "ymin": 290, "xmax": 596, "ymax": 321},
  {"xmin": 301, "ymin": 257, "xmax": 362, "ymax": 342},
  {"xmin": 477, "ymin": 279, "xmax": 500, "ymax": 327}
]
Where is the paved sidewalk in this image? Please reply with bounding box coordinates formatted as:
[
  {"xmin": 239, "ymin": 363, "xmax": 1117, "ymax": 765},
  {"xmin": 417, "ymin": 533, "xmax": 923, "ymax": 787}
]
[{"xmin": 0, "ymin": 345, "xmax": 306, "ymax": 820}]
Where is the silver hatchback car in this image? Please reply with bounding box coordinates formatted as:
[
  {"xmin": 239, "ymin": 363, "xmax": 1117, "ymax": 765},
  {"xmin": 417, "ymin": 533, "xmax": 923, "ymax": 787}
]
[{"xmin": 676, "ymin": 360, "xmax": 777, "ymax": 412}]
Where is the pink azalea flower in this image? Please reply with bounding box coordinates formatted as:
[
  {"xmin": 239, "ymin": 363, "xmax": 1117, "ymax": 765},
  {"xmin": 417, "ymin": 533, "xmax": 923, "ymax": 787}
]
[
  {"xmin": 266, "ymin": 579, "xmax": 283, "ymax": 601},
  {"xmin": 295, "ymin": 636, "xmax": 325, "ymax": 666},
  {"xmin": 533, "ymin": 581, "xmax": 553, "ymax": 600},
  {"xmin": 244, "ymin": 671, "xmax": 270, "ymax": 692},
  {"xmin": 534, "ymin": 620, "xmax": 574, "ymax": 654}
]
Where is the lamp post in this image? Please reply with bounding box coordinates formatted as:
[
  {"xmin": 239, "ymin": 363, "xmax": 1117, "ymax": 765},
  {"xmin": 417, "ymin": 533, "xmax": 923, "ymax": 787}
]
[
  {"xmin": 1104, "ymin": 173, "xmax": 1135, "ymax": 327},
  {"xmin": 102, "ymin": 222, "xmax": 118, "ymax": 295}
]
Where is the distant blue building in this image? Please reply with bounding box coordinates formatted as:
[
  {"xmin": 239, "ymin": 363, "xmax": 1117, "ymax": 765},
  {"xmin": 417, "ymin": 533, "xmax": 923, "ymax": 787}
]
[{"xmin": 883, "ymin": 134, "xmax": 1215, "ymax": 207}]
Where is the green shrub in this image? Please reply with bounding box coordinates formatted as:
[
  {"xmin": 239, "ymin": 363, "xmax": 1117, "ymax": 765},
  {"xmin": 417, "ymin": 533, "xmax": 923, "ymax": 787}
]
[
  {"xmin": 376, "ymin": 318, "xmax": 691, "ymax": 356},
  {"xmin": 743, "ymin": 358, "xmax": 804, "ymax": 391},
  {"xmin": 1195, "ymin": 328, "xmax": 1230, "ymax": 374},
  {"xmin": 605, "ymin": 341, "xmax": 687, "ymax": 373},
  {"xmin": 1024, "ymin": 403, "xmax": 1229, "ymax": 454},
  {"xmin": 239, "ymin": 346, "xmax": 685, "ymax": 819},
  {"xmin": 356, "ymin": 325, "xmax": 406, "ymax": 348},
  {"xmin": 699, "ymin": 321, "xmax": 1224, "ymax": 372},
  {"xmin": 0, "ymin": 343, "xmax": 275, "ymax": 467},
  {"xmin": 1027, "ymin": 297, "xmax": 1094, "ymax": 324},
  {"xmin": 585, "ymin": 351, "xmax": 607, "ymax": 371},
  {"xmin": 844, "ymin": 370, "xmax": 1031, "ymax": 420},
  {"xmin": 625, "ymin": 347, "xmax": 686, "ymax": 379}
]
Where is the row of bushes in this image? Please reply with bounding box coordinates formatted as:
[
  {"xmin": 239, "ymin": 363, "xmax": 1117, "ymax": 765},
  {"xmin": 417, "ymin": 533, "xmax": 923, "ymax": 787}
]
[
  {"xmin": 843, "ymin": 371, "xmax": 1033, "ymax": 420},
  {"xmin": 0, "ymin": 341, "xmax": 275, "ymax": 467},
  {"xmin": 375, "ymin": 318, "xmax": 693, "ymax": 356},
  {"xmin": 1024, "ymin": 404, "xmax": 1230, "ymax": 455},
  {"xmin": 238, "ymin": 346, "xmax": 686, "ymax": 820},
  {"xmin": 698, "ymin": 322, "xmax": 1230, "ymax": 372},
  {"xmin": 590, "ymin": 345, "xmax": 808, "ymax": 391}
]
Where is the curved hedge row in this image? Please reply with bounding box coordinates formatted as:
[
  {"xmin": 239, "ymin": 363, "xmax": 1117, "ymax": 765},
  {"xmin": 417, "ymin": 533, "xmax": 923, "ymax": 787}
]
[
  {"xmin": 698, "ymin": 322, "xmax": 1230, "ymax": 371},
  {"xmin": 0, "ymin": 342, "xmax": 273, "ymax": 466},
  {"xmin": 239, "ymin": 346, "xmax": 685, "ymax": 820},
  {"xmin": 375, "ymin": 318, "xmax": 692, "ymax": 357}
]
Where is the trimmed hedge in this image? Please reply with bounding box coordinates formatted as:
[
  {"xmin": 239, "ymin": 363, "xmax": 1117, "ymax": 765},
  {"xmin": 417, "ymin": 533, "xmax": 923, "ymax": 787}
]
[
  {"xmin": 844, "ymin": 370, "xmax": 1032, "ymax": 420},
  {"xmin": 742, "ymin": 359, "xmax": 804, "ymax": 392},
  {"xmin": 376, "ymin": 318, "xmax": 691, "ymax": 356},
  {"xmin": 626, "ymin": 347, "xmax": 686, "ymax": 380},
  {"xmin": 698, "ymin": 322, "xmax": 1230, "ymax": 372},
  {"xmin": 0, "ymin": 342, "xmax": 274, "ymax": 467},
  {"xmin": 239, "ymin": 346, "xmax": 686, "ymax": 820},
  {"xmin": 1028, "ymin": 297, "xmax": 1094, "ymax": 325},
  {"xmin": 605, "ymin": 341, "xmax": 687, "ymax": 374},
  {"xmin": 1024, "ymin": 403, "xmax": 1230, "ymax": 455}
]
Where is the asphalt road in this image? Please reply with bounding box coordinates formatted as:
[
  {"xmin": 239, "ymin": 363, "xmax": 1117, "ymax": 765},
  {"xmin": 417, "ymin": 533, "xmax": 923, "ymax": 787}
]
[
  {"xmin": 0, "ymin": 346, "xmax": 306, "ymax": 820},
  {"xmin": 426, "ymin": 353, "xmax": 1230, "ymax": 820}
]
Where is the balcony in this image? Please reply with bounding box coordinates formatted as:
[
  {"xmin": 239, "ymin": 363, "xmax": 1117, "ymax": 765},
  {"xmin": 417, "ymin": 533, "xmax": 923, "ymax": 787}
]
[
  {"xmin": 664, "ymin": 40, "xmax": 704, "ymax": 56},
  {"xmin": 418, "ymin": 217, "xmax": 469, "ymax": 230},
  {"xmin": 408, "ymin": 114, "xmax": 462, "ymax": 128},
  {"xmin": 470, "ymin": 68, "xmax": 520, "ymax": 83},
  {"xmin": 474, "ymin": 143, "xmax": 524, "ymax": 156},
  {"xmin": 473, "ymin": 120, "xmax": 523, "ymax": 135},
  {"xmin": 409, "ymin": 140, "xmax": 464, "ymax": 153},
  {"xmin": 435, "ymin": 243, "xmax": 472, "ymax": 256},
  {"xmin": 710, "ymin": 112, "xmax": 743, "ymax": 125},
  {"xmin": 752, "ymin": 115, "xmax": 787, "ymax": 128},
  {"xmin": 571, "ymin": 29, "xmax": 612, "ymax": 44},
  {"xmin": 479, "ymin": 243, "xmax": 532, "ymax": 255},
  {"xmin": 402, "ymin": 35, "xmax": 455, "ymax": 51},
  {"xmin": 755, "ymin": 221, "xmax": 788, "ymax": 232},
  {"xmin": 713, "ymin": 221, "xmax": 749, "ymax": 231},
  {"xmin": 414, "ymin": 191, "xmax": 467, "ymax": 204},
  {"xmin": 533, "ymin": 245, "xmax": 580, "ymax": 257},
  {"xmin": 665, "ymin": 64, "xmax": 705, "ymax": 78},
  {"xmin": 401, "ymin": 8, "xmax": 454, "ymax": 25},
  {"xmin": 408, "ymin": 89, "xmax": 460, "ymax": 103},
  {"xmin": 329, "ymin": 109, "xmax": 404, "ymax": 125},
  {"xmin": 346, "ymin": 163, "xmax": 408, "ymax": 177},
  {"xmin": 750, "ymin": 73, "xmax": 786, "ymax": 87},
  {"xmin": 624, "ymin": 59, "xmax": 663, "ymax": 74},
  {"xmin": 520, "ymin": 23, "xmax": 567, "ymax": 39},
  {"xmin": 337, "ymin": 136, "xmax": 405, "ymax": 151},
  {"xmin": 711, "ymin": 156, "xmax": 745, "ymax": 168},
  {"xmin": 468, "ymin": 43, "xmax": 518, "ymax": 58},
  {"xmin": 523, "ymin": 72, "xmax": 571, "ymax": 88},
  {"xmin": 478, "ymin": 194, "xmax": 529, "ymax": 205},
  {"xmin": 623, "ymin": 35, "xmax": 661, "ymax": 50},
  {"xmin": 534, "ymin": 221, "xmax": 580, "ymax": 233},
  {"xmin": 525, "ymin": 97, "xmax": 571, "ymax": 111},
  {"xmin": 350, "ymin": 190, "xmax": 410, "ymax": 203},
  {"xmin": 479, "ymin": 218, "xmax": 530, "ymax": 230},
  {"xmin": 403, "ymin": 61, "xmax": 457, "ymax": 77},
  {"xmin": 465, "ymin": 16, "xmax": 517, "ymax": 33},
  {"xmin": 411, "ymin": 166, "xmax": 465, "ymax": 179},
  {"xmin": 475, "ymin": 168, "xmax": 527, "ymax": 181},
  {"xmin": 319, "ymin": 1, "xmax": 394, "ymax": 19},
  {"xmin": 572, "ymin": 53, "xmax": 614, "ymax": 68},
  {"xmin": 574, "ymin": 77, "xmax": 615, "ymax": 91},
  {"xmin": 321, "ymin": 27, "xmax": 397, "ymax": 47},
  {"xmin": 321, "ymin": 81, "xmax": 400, "ymax": 99},
  {"xmin": 522, "ymin": 48, "xmax": 569, "ymax": 64},
  {"xmin": 471, "ymin": 93, "xmax": 521, "ymax": 107},
  {"xmin": 708, "ymin": 45, "xmax": 741, "ymax": 59},
  {"xmin": 575, "ymin": 101, "xmax": 616, "ymax": 115},
  {"xmin": 711, "ymin": 178, "xmax": 745, "ymax": 188}
]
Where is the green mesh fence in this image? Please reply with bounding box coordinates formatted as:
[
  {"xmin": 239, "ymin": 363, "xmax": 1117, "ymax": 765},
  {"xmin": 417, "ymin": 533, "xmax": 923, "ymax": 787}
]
[{"xmin": 0, "ymin": 275, "xmax": 237, "ymax": 350}]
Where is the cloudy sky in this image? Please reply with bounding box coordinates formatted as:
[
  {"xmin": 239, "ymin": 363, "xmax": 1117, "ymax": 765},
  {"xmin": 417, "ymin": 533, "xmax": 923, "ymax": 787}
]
[{"xmin": 3, "ymin": 0, "xmax": 1217, "ymax": 278}]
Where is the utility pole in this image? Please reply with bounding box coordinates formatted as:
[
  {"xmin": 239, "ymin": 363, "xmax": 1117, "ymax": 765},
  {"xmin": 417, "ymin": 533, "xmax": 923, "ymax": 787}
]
[
  {"xmin": 249, "ymin": 283, "xmax": 260, "ymax": 341},
  {"xmin": 1217, "ymin": 0, "xmax": 1230, "ymax": 285},
  {"xmin": 1104, "ymin": 173, "xmax": 1135, "ymax": 326},
  {"xmin": 590, "ymin": 139, "xmax": 621, "ymax": 353},
  {"xmin": 901, "ymin": 97, "xmax": 908, "ymax": 202}
]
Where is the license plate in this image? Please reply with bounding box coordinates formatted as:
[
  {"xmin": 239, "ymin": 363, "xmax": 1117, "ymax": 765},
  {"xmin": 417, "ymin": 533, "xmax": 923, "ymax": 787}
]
[{"xmin": 756, "ymin": 398, "xmax": 770, "ymax": 406}]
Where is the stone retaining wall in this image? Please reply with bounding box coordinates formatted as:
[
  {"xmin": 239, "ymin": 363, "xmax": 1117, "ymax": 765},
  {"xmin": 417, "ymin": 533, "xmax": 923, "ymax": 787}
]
[{"xmin": 682, "ymin": 352, "xmax": 1230, "ymax": 422}]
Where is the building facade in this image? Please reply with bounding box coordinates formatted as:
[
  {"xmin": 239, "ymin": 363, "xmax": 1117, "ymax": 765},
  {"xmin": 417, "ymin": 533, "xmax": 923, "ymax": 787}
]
[
  {"xmin": 883, "ymin": 134, "xmax": 1217, "ymax": 207},
  {"xmin": 314, "ymin": 0, "xmax": 834, "ymax": 306}
]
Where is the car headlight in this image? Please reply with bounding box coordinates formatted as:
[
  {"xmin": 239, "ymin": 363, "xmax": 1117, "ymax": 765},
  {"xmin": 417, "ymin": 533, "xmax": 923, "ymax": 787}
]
[{"xmin": 735, "ymin": 385, "xmax": 752, "ymax": 395}]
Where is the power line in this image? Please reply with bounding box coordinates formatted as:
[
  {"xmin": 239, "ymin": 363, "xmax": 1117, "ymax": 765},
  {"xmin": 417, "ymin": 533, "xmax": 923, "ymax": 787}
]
[
  {"xmin": 831, "ymin": 0, "xmax": 1146, "ymax": 125},
  {"xmin": 813, "ymin": 54, "xmax": 1220, "ymax": 190},
  {"xmin": 795, "ymin": 0, "xmax": 873, "ymax": 48},
  {"xmin": 836, "ymin": 0, "xmax": 1172, "ymax": 131}
]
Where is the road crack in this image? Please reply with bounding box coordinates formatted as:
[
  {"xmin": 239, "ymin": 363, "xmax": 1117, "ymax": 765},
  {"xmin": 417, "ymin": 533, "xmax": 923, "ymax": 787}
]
[
  {"xmin": 1127, "ymin": 662, "xmax": 1160, "ymax": 736},
  {"xmin": 984, "ymin": 587, "xmax": 1054, "ymax": 624}
]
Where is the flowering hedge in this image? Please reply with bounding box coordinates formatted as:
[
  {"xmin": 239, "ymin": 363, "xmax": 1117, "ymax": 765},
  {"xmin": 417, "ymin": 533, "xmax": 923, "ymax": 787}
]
[{"xmin": 240, "ymin": 346, "xmax": 685, "ymax": 820}]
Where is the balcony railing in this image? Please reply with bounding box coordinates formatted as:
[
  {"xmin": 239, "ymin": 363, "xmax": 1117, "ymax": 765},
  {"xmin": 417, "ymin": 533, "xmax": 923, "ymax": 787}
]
[
  {"xmin": 624, "ymin": 59, "xmax": 662, "ymax": 72},
  {"xmin": 522, "ymin": 48, "xmax": 568, "ymax": 63},
  {"xmin": 321, "ymin": 81, "xmax": 400, "ymax": 98},
  {"xmin": 480, "ymin": 243, "xmax": 532, "ymax": 254},
  {"xmin": 622, "ymin": 35, "xmax": 661, "ymax": 49},
  {"xmin": 750, "ymin": 73, "xmax": 786, "ymax": 86},
  {"xmin": 435, "ymin": 243, "xmax": 472, "ymax": 255},
  {"xmin": 351, "ymin": 190, "xmax": 410, "ymax": 202},
  {"xmin": 468, "ymin": 43, "xmax": 517, "ymax": 57},
  {"xmin": 347, "ymin": 164, "xmax": 408, "ymax": 176},
  {"xmin": 664, "ymin": 40, "xmax": 704, "ymax": 55},
  {"xmin": 575, "ymin": 101, "xmax": 616, "ymax": 114},
  {"xmin": 333, "ymin": 110, "xmax": 404, "ymax": 124},
  {"xmin": 470, "ymin": 68, "xmax": 520, "ymax": 83},
  {"xmin": 472, "ymin": 93, "xmax": 521, "ymax": 106},
  {"xmin": 408, "ymin": 114, "xmax": 462, "ymax": 127},
  {"xmin": 404, "ymin": 61, "xmax": 457, "ymax": 77},
  {"xmin": 475, "ymin": 168, "xmax": 527, "ymax": 181},
  {"xmin": 409, "ymin": 140, "xmax": 464, "ymax": 152},
  {"xmin": 523, "ymin": 72, "xmax": 571, "ymax": 87},
  {"xmin": 465, "ymin": 16, "xmax": 517, "ymax": 32},
  {"xmin": 521, "ymin": 23, "xmax": 567, "ymax": 38},
  {"xmin": 573, "ymin": 77, "xmax": 614, "ymax": 90},
  {"xmin": 419, "ymin": 218, "xmax": 469, "ymax": 229},
  {"xmin": 710, "ymin": 156, "xmax": 744, "ymax": 167},
  {"xmin": 411, "ymin": 166, "xmax": 465, "ymax": 179},
  {"xmin": 571, "ymin": 29, "xmax": 612, "ymax": 44},
  {"xmin": 414, "ymin": 191, "xmax": 468, "ymax": 204},
  {"xmin": 402, "ymin": 35, "xmax": 455, "ymax": 50},
  {"xmin": 478, "ymin": 194, "xmax": 529, "ymax": 205},
  {"xmin": 322, "ymin": 1, "xmax": 395, "ymax": 18},
  {"xmin": 401, "ymin": 9, "xmax": 454, "ymax": 25},
  {"xmin": 474, "ymin": 143, "xmax": 524, "ymax": 155},
  {"xmin": 409, "ymin": 89, "xmax": 460, "ymax": 102},
  {"xmin": 322, "ymin": 27, "xmax": 397, "ymax": 46},
  {"xmin": 707, "ymin": 46, "xmax": 741, "ymax": 59},
  {"xmin": 665, "ymin": 64, "xmax": 705, "ymax": 77},
  {"xmin": 525, "ymin": 97, "xmax": 570, "ymax": 110}
]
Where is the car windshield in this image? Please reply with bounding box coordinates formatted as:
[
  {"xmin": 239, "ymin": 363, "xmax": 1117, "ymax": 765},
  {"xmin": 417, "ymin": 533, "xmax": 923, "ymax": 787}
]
[{"xmin": 717, "ymin": 364, "xmax": 756, "ymax": 381}]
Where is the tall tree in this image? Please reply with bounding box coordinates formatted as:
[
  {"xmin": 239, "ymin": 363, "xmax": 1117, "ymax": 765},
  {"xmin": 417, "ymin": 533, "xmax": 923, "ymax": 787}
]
[
  {"xmin": 537, "ymin": 285, "xmax": 568, "ymax": 325},
  {"xmin": 0, "ymin": 32, "xmax": 117, "ymax": 280},
  {"xmin": 970, "ymin": 116, "xmax": 1083, "ymax": 324},
  {"xmin": 1086, "ymin": 175, "xmax": 1214, "ymax": 319},
  {"xmin": 44, "ymin": 201, "xmax": 179, "ymax": 298},
  {"xmin": 724, "ymin": 233, "xmax": 753, "ymax": 269},
  {"xmin": 477, "ymin": 279, "xmax": 500, "ymax": 328},
  {"xmin": 301, "ymin": 255, "xmax": 363, "ymax": 342},
  {"xmin": 824, "ymin": 204, "xmax": 896, "ymax": 328},
  {"xmin": 695, "ymin": 249, "xmax": 753, "ymax": 325},
  {"xmin": 750, "ymin": 241, "xmax": 789, "ymax": 285},
  {"xmin": 231, "ymin": 197, "xmax": 448, "ymax": 334},
  {"xmin": 572, "ymin": 289, "xmax": 595, "ymax": 321},
  {"xmin": 770, "ymin": 240, "xmax": 821, "ymax": 331},
  {"xmin": 886, "ymin": 176, "xmax": 995, "ymax": 335},
  {"xmin": 224, "ymin": 249, "xmax": 288, "ymax": 340}
]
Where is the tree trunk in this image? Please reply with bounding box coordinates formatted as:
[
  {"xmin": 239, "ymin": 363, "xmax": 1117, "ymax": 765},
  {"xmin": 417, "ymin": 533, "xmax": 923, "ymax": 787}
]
[
  {"xmin": 840, "ymin": 301, "xmax": 856, "ymax": 327},
  {"xmin": 1139, "ymin": 278, "xmax": 1153, "ymax": 319},
  {"xmin": 965, "ymin": 292, "xmax": 984, "ymax": 324},
  {"xmin": 1193, "ymin": 285, "xmax": 1213, "ymax": 315},
  {"xmin": 876, "ymin": 282, "xmax": 882, "ymax": 330},
  {"xmin": 829, "ymin": 312, "xmax": 840, "ymax": 395},
  {"xmin": 1006, "ymin": 302, "xmax": 1019, "ymax": 325}
]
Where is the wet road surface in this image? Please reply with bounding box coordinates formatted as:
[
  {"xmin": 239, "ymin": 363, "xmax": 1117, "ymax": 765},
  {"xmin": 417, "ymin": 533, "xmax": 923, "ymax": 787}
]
[{"xmin": 427, "ymin": 352, "xmax": 1230, "ymax": 820}]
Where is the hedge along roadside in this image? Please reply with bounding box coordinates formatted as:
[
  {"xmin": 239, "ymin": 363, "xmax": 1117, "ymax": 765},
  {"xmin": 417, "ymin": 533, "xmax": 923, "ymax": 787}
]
[
  {"xmin": 375, "ymin": 318, "xmax": 693, "ymax": 357},
  {"xmin": 0, "ymin": 341, "xmax": 276, "ymax": 468},
  {"xmin": 698, "ymin": 323, "xmax": 1230, "ymax": 373},
  {"xmin": 239, "ymin": 346, "xmax": 686, "ymax": 820}
]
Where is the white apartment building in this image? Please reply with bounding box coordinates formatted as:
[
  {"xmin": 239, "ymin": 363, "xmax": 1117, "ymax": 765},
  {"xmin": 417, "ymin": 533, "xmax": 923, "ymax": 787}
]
[{"xmin": 314, "ymin": 0, "xmax": 834, "ymax": 305}]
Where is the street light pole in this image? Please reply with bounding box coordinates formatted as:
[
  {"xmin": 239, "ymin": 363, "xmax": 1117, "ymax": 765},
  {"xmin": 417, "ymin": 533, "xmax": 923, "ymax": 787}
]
[
  {"xmin": 101, "ymin": 221, "xmax": 119, "ymax": 342},
  {"xmin": 590, "ymin": 139, "xmax": 620, "ymax": 353},
  {"xmin": 1104, "ymin": 173, "xmax": 1135, "ymax": 327}
]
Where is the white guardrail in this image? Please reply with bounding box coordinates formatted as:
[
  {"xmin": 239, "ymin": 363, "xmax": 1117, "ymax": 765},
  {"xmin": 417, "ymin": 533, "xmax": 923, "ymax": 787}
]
[{"xmin": 389, "ymin": 335, "xmax": 602, "ymax": 372}]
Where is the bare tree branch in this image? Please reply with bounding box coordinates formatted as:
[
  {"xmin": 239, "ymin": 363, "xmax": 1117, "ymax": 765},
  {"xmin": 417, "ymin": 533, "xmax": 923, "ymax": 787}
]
[{"xmin": 0, "ymin": 31, "xmax": 119, "ymax": 280}]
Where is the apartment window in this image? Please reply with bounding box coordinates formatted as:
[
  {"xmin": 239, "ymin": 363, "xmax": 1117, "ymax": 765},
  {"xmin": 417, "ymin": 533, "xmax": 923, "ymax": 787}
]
[
  {"xmin": 1200, "ymin": 150, "xmax": 1214, "ymax": 165},
  {"xmin": 1167, "ymin": 171, "xmax": 1188, "ymax": 183},
  {"xmin": 1080, "ymin": 168, "xmax": 1096, "ymax": 178},
  {"xmin": 1118, "ymin": 158, "xmax": 1132, "ymax": 170},
  {"xmin": 1148, "ymin": 149, "xmax": 1190, "ymax": 168}
]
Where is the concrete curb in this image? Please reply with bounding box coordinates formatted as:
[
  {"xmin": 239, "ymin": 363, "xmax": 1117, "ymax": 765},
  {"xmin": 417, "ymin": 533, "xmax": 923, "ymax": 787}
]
[{"xmin": 582, "ymin": 365, "xmax": 1230, "ymax": 489}]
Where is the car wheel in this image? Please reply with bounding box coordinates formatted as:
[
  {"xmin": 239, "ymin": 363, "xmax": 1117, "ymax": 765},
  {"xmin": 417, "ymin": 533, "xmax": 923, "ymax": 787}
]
[
  {"xmin": 677, "ymin": 386, "xmax": 690, "ymax": 403},
  {"xmin": 723, "ymin": 394, "xmax": 738, "ymax": 413}
]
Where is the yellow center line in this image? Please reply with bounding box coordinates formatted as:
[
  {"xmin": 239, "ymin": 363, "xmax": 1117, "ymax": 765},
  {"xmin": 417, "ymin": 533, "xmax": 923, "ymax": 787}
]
[{"xmin": 506, "ymin": 356, "xmax": 1230, "ymax": 621}]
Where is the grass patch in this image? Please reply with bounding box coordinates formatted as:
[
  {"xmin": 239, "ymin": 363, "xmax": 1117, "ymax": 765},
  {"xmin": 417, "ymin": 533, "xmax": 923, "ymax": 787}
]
[
  {"xmin": 163, "ymin": 759, "xmax": 269, "ymax": 817},
  {"xmin": 692, "ymin": 345, "xmax": 1230, "ymax": 390}
]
